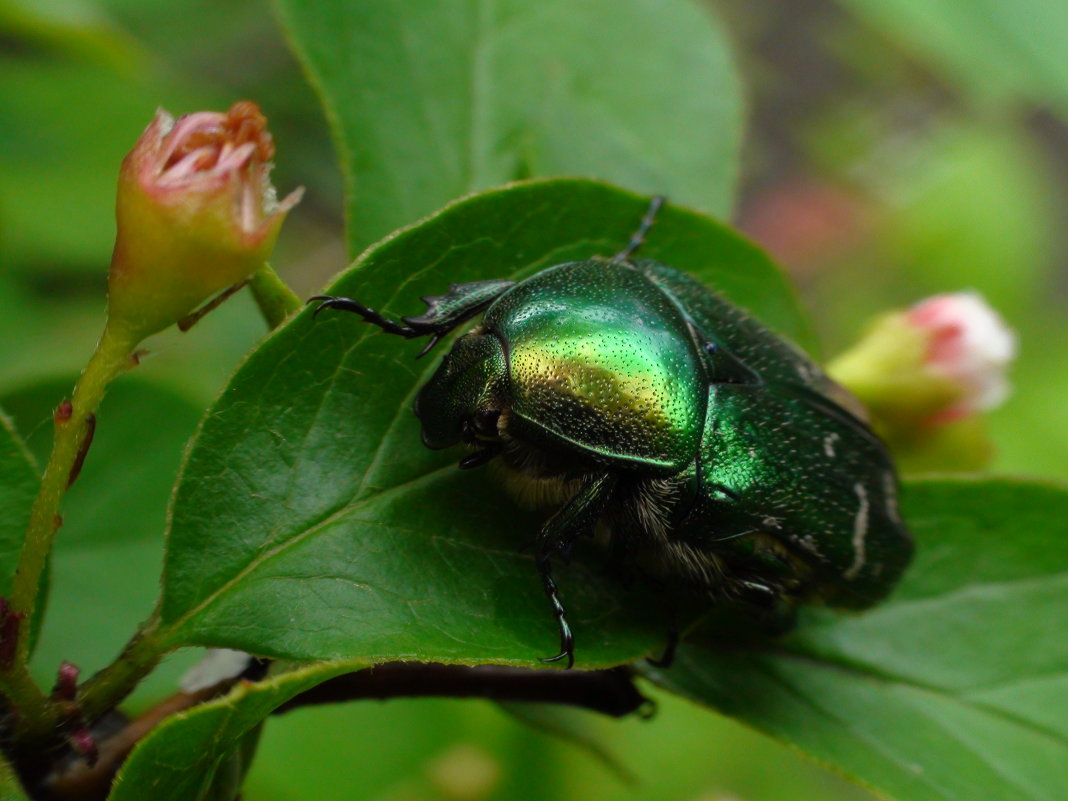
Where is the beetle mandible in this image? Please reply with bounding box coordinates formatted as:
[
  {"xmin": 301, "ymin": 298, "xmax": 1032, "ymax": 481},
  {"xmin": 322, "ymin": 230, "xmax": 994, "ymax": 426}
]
[{"xmin": 311, "ymin": 197, "xmax": 914, "ymax": 668}]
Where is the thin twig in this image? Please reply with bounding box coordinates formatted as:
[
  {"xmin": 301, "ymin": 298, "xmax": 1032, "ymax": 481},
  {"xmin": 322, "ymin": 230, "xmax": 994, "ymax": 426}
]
[{"xmin": 274, "ymin": 663, "xmax": 649, "ymax": 718}]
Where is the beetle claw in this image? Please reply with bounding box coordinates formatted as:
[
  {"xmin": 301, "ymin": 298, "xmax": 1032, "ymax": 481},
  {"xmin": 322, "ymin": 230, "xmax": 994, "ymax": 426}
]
[
  {"xmin": 539, "ymin": 648, "xmax": 574, "ymax": 669},
  {"xmin": 308, "ymin": 295, "xmax": 340, "ymax": 318},
  {"xmin": 415, "ymin": 334, "xmax": 443, "ymax": 359},
  {"xmin": 540, "ymin": 620, "xmax": 575, "ymax": 669},
  {"xmin": 538, "ymin": 569, "xmax": 575, "ymax": 669}
]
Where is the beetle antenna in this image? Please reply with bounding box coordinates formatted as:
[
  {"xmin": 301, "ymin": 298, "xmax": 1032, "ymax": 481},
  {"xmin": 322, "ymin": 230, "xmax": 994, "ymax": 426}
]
[{"xmin": 613, "ymin": 195, "xmax": 666, "ymax": 263}]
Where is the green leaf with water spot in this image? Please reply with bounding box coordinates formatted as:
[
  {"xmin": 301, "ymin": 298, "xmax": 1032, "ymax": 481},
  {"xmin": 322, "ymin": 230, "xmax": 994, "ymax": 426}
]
[
  {"xmin": 157, "ymin": 178, "xmax": 811, "ymax": 666},
  {"xmin": 644, "ymin": 477, "xmax": 1068, "ymax": 801},
  {"xmin": 275, "ymin": 0, "xmax": 743, "ymax": 254}
]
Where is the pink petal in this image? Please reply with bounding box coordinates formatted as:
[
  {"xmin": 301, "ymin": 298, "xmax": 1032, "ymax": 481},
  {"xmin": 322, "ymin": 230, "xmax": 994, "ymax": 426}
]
[
  {"xmin": 213, "ymin": 141, "xmax": 257, "ymax": 175},
  {"xmin": 160, "ymin": 111, "xmax": 227, "ymax": 165},
  {"xmin": 158, "ymin": 146, "xmax": 217, "ymax": 185}
]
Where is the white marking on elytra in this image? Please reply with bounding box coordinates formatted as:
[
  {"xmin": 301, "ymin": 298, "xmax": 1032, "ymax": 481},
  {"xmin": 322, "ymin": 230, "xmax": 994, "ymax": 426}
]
[
  {"xmin": 844, "ymin": 482, "xmax": 870, "ymax": 581},
  {"xmin": 823, "ymin": 432, "xmax": 840, "ymax": 458}
]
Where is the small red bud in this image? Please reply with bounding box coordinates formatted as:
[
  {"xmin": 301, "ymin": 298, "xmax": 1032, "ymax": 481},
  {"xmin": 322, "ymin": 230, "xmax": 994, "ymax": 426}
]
[
  {"xmin": 55, "ymin": 400, "xmax": 73, "ymax": 423},
  {"xmin": 66, "ymin": 413, "xmax": 96, "ymax": 488},
  {"xmin": 52, "ymin": 661, "xmax": 80, "ymax": 701},
  {"xmin": 69, "ymin": 728, "xmax": 99, "ymax": 766}
]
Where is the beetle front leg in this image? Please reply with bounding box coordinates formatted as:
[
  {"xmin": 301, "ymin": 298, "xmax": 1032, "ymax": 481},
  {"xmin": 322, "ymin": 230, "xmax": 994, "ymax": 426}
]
[
  {"xmin": 534, "ymin": 472, "xmax": 618, "ymax": 669},
  {"xmin": 536, "ymin": 553, "xmax": 574, "ymax": 668},
  {"xmin": 309, "ymin": 296, "xmax": 420, "ymax": 338},
  {"xmin": 310, "ymin": 279, "xmax": 515, "ymax": 358}
]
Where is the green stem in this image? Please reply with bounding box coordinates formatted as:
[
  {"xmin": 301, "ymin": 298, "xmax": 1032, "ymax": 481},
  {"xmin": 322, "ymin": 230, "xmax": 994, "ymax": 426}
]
[
  {"xmin": 75, "ymin": 617, "xmax": 165, "ymax": 725},
  {"xmin": 248, "ymin": 263, "xmax": 301, "ymax": 330},
  {"xmin": 13, "ymin": 619, "xmax": 167, "ymax": 748},
  {"xmin": 0, "ymin": 662, "xmax": 50, "ymax": 733},
  {"xmin": 3, "ymin": 323, "xmax": 137, "ymax": 710}
]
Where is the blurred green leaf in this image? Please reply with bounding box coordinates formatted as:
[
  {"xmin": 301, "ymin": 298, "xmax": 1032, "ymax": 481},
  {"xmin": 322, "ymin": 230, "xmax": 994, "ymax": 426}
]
[
  {"xmin": 988, "ymin": 311, "xmax": 1068, "ymax": 483},
  {"xmin": 873, "ymin": 124, "xmax": 1056, "ymax": 316},
  {"xmin": 2, "ymin": 377, "xmax": 203, "ymax": 704},
  {"xmin": 835, "ymin": 0, "xmax": 1068, "ymax": 118},
  {"xmin": 247, "ymin": 688, "xmax": 879, "ymax": 801},
  {"xmin": 0, "ymin": 0, "xmax": 141, "ymax": 68},
  {"xmin": 646, "ymin": 477, "xmax": 1068, "ymax": 801},
  {"xmin": 0, "ymin": 411, "xmax": 37, "ymax": 598},
  {"xmin": 499, "ymin": 702, "xmax": 636, "ymax": 786},
  {"xmin": 108, "ymin": 660, "xmax": 362, "ymax": 801},
  {"xmin": 275, "ymin": 0, "xmax": 742, "ymax": 254},
  {"xmin": 0, "ymin": 56, "xmax": 202, "ymax": 275},
  {"xmin": 157, "ymin": 179, "xmax": 810, "ymax": 665}
]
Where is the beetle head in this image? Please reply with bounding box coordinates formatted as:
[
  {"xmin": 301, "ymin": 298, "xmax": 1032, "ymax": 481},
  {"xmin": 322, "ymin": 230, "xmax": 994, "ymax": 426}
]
[{"xmin": 414, "ymin": 330, "xmax": 509, "ymax": 450}]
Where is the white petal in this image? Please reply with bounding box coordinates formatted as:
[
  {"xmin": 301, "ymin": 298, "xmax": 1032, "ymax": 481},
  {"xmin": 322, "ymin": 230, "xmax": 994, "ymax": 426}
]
[{"xmin": 179, "ymin": 648, "xmax": 252, "ymax": 693}]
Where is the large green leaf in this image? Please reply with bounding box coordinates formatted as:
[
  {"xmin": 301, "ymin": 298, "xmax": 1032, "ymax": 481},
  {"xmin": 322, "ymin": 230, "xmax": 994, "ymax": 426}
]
[
  {"xmin": 0, "ymin": 410, "xmax": 37, "ymax": 597},
  {"xmin": 158, "ymin": 179, "xmax": 811, "ymax": 666},
  {"xmin": 645, "ymin": 477, "xmax": 1068, "ymax": 801},
  {"xmin": 275, "ymin": 0, "xmax": 742, "ymax": 254},
  {"xmin": 108, "ymin": 660, "xmax": 364, "ymax": 801}
]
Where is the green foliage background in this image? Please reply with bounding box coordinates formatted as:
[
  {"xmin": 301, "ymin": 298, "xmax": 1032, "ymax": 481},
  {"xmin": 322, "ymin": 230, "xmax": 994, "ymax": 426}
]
[{"xmin": 1, "ymin": 0, "xmax": 1066, "ymax": 800}]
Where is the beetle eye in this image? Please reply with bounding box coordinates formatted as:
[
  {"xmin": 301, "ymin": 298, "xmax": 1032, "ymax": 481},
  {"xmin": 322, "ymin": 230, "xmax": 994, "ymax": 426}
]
[{"xmin": 472, "ymin": 408, "xmax": 501, "ymax": 437}]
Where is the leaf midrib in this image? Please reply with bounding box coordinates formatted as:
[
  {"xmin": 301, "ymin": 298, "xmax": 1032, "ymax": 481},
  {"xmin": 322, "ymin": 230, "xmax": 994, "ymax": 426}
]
[{"xmin": 162, "ymin": 463, "xmax": 458, "ymax": 644}]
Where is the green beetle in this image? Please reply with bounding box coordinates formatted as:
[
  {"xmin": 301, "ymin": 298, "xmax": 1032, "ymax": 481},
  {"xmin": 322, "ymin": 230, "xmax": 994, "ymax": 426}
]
[{"xmin": 311, "ymin": 198, "xmax": 913, "ymax": 668}]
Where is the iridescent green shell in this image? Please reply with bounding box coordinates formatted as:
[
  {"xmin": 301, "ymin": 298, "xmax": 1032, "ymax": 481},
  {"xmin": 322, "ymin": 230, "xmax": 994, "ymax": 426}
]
[
  {"xmin": 479, "ymin": 259, "xmax": 911, "ymax": 605},
  {"xmin": 484, "ymin": 260, "xmax": 707, "ymax": 473}
]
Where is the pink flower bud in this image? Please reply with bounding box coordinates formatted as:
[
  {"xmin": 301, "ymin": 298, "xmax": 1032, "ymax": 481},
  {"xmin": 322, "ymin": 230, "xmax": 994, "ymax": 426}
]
[
  {"xmin": 828, "ymin": 291, "xmax": 1016, "ymax": 472},
  {"xmin": 107, "ymin": 102, "xmax": 303, "ymax": 340},
  {"xmin": 905, "ymin": 292, "xmax": 1016, "ymax": 419}
]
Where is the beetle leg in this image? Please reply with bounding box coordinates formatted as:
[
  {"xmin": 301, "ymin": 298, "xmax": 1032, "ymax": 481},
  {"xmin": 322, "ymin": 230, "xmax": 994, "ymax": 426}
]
[
  {"xmin": 309, "ymin": 296, "xmax": 420, "ymax": 338},
  {"xmin": 534, "ymin": 472, "xmax": 618, "ymax": 669},
  {"xmin": 646, "ymin": 626, "xmax": 679, "ymax": 669},
  {"xmin": 403, "ymin": 279, "xmax": 515, "ymax": 336},
  {"xmin": 613, "ymin": 195, "xmax": 665, "ymax": 263},
  {"xmin": 310, "ymin": 279, "xmax": 515, "ymax": 358},
  {"xmin": 536, "ymin": 556, "xmax": 575, "ymax": 669}
]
